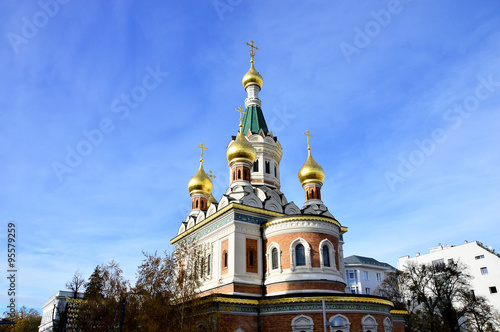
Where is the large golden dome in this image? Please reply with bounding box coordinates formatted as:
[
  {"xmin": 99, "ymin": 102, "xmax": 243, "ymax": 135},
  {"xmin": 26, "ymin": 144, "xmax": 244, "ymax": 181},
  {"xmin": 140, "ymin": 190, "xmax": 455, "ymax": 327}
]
[
  {"xmin": 226, "ymin": 131, "xmax": 256, "ymax": 167},
  {"xmin": 298, "ymin": 150, "xmax": 325, "ymax": 186},
  {"xmin": 187, "ymin": 162, "xmax": 213, "ymax": 196},
  {"xmin": 242, "ymin": 63, "xmax": 264, "ymax": 89}
]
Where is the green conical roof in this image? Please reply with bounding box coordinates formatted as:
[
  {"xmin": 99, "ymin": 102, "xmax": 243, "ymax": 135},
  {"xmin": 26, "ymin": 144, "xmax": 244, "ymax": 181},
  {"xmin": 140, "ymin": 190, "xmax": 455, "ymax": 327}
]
[{"xmin": 241, "ymin": 105, "xmax": 269, "ymax": 135}]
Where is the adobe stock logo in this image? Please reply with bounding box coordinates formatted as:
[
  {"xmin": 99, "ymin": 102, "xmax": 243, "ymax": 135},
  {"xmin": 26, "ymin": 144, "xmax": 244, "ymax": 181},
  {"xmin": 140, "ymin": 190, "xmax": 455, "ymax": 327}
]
[
  {"xmin": 51, "ymin": 65, "xmax": 168, "ymax": 182},
  {"xmin": 339, "ymin": 0, "xmax": 408, "ymax": 64},
  {"xmin": 384, "ymin": 74, "xmax": 500, "ymax": 192},
  {"xmin": 6, "ymin": 0, "xmax": 71, "ymax": 54}
]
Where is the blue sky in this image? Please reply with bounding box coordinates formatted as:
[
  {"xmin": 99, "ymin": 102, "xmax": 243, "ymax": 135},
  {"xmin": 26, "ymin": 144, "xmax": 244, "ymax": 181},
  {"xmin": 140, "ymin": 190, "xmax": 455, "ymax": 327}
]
[{"xmin": 0, "ymin": 0, "xmax": 499, "ymax": 311}]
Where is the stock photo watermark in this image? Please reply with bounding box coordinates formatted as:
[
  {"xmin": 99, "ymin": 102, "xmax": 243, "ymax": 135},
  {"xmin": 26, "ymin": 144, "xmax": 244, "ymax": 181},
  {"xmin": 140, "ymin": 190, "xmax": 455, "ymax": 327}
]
[
  {"xmin": 51, "ymin": 65, "xmax": 168, "ymax": 182},
  {"xmin": 212, "ymin": 0, "xmax": 243, "ymax": 21},
  {"xmin": 384, "ymin": 74, "xmax": 500, "ymax": 191},
  {"xmin": 6, "ymin": 221, "xmax": 17, "ymax": 318},
  {"xmin": 339, "ymin": 0, "xmax": 409, "ymax": 64},
  {"xmin": 6, "ymin": 0, "xmax": 71, "ymax": 54}
]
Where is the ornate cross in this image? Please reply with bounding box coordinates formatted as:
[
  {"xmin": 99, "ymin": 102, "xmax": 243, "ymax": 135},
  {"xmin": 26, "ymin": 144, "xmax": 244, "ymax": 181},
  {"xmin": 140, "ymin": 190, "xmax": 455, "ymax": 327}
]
[
  {"xmin": 208, "ymin": 170, "xmax": 216, "ymax": 180},
  {"xmin": 236, "ymin": 105, "xmax": 246, "ymax": 132},
  {"xmin": 304, "ymin": 130, "xmax": 313, "ymax": 150},
  {"xmin": 246, "ymin": 40, "xmax": 258, "ymax": 63},
  {"xmin": 197, "ymin": 142, "xmax": 207, "ymax": 162}
]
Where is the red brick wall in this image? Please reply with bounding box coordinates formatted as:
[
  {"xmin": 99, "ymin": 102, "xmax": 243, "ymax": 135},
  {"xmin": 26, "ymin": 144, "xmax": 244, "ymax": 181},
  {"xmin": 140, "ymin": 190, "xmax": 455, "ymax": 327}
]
[
  {"xmin": 266, "ymin": 280, "xmax": 345, "ymax": 294},
  {"xmin": 265, "ymin": 232, "xmax": 340, "ymax": 270},
  {"xmin": 246, "ymin": 238, "xmax": 258, "ymax": 273}
]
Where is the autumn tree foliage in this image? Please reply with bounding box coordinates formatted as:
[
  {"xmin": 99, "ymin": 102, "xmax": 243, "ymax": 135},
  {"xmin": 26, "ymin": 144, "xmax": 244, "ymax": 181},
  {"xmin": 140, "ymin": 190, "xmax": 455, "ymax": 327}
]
[{"xmin": 0, "ymin": 307, "xmax": 41, "ymax": 332}]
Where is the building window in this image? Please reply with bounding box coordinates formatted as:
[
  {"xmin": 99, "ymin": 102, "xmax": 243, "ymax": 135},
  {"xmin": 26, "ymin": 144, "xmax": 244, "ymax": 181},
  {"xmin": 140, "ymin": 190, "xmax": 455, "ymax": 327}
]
[
  {"xmin": 223, "ymin": 251, "xmax": 228, "ymax": 268},
  {"xmin": 346, "ymin": 270, "xmax": 357, "ymax": 281},
  {"xmin": 376, "ymin": 273, "xmax": 382, "ymax": 281},
  {"xmin": 365, "ymin": 288, "xmax": 371, "ymax": 294},
  {"xmin": 272, "ymin": 248, "xmax": 279, "ymax": 270},
  {"xmin": 475, "ymin": 255, "xmax": 485, "ymax": 260},
  {"xmin": 253, "ymin": 160, "xmax": 259, "ymax": 172},
  {"xmin": 249, "ymin": 250, "xmax": 254, "ymax": 267},
  {"xmin": 361, "ymin": 315, "xmax": 378, "ymax": 332},
  {"xmin": 296, "ymin": 244, "xmax": 305, "ymax": 266},
  {"xmin": 291, "ymin": 315, "xmax": 314, "ymax": 332},
  {"xmin": 265, "ymin": 161, "xmax": 270, "ymax": 174},
  {"xmin": 363, "ymin": 271, "xmax": 369, "ymax": 280},
  {"xmin": 490, "ymin": 286, "xmax": 497, "ymax": 294},
  {"xmin": 322, "ymin": 245, "xmax": 330, "ymax": 267},
  {"xmin": 274, "ymin": 165, "xmax": 277, "ymax": 177},
  {"xmin": 329, "ymin": 315, "xmax": 350, "ymax": 332},
  {"xmin": 481, "ymin": 267, "xmax": 488, "ymax": 275},
  {"xmin": 448, "ymin": 258, "xmax": 454, "ymax": 265}
]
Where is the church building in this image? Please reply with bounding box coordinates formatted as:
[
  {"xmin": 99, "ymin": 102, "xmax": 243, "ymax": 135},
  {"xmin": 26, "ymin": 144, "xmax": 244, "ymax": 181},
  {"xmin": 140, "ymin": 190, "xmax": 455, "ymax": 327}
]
[{"xmin": 170, "ymin": 41, "xmax": 405, "ymax": 332}]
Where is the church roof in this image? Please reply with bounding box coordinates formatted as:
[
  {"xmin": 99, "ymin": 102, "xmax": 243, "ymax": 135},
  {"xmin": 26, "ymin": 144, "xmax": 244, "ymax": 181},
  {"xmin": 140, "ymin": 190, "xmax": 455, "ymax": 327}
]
[
  {"xmin": 242, "ymin": 105, "xmax": 269, "ymax": 135},
  {"xmin": 344, "ymin": 255, "xmax": 395, "ymax": 270}
]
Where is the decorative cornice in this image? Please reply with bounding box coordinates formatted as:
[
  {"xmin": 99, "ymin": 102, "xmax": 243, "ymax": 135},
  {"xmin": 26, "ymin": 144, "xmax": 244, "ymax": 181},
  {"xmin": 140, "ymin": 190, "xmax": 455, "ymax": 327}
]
[
  {"xmin": 171, "ymin": 203, "xmax": 285, "ymax": 244},
  {"xmin": 211, "ymin": 295, "xmax": 393, "ymax": 307},
  {"xmin": 390, "ymin": 309, "xmax": 409, "ymax": 315},
  {"xmin": 263, "ymin": 215, "xmax": 344, "ymax": 230}
]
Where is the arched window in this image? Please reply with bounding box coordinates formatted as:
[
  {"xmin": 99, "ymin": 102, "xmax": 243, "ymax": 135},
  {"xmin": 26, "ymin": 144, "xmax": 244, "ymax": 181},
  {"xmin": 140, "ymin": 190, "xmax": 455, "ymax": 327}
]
[
  {"xmin": 322, "ymin": 245, "xmax": 330, "ymax": 267},
  {"xmin": 319, "ymin": 239, "xmax": 336, "ymax": 270},
  {"xmin": 383, "ymin": 317, "xmax": 393, "ymax": 332},
  {"xmin": 295, "ymin": 244, "xmax": 305, "ymax": 266},
  {"xmin": 265, "ymin": 161, "xmax": 270, "ymax": 174},
  {"xmin": 253, "ymin": 160, "xmax": 259, "ymax": 172},
  {"xmin": 291, "ymin": 315, "xmax": 314, "ymax": 332},
  {"xmin": 223, "ymin": 251, "xmax": 228, "ymax": 268},
  {"xmin": 249, "ymin": 250, "xmax": 254, "ymax": 266},
  {"xmin": 362, "ymin": 315, "xmax": 378, "ymax": 332},
  {"xmin": 238, "ymin": 169, "xmax": 241, "ymax": 179},
  {"xmin": 196, "ymin": 200, "xmax": 199, "ymax": 209},
  {"xmin": 233, "ymin": 171, "xmax": 235, "ymax": 181},
  {"xmin": 306, "ymin": 191, "xmax": 309, "ymax": 200},
  {"xmin": 272, "ymin": 248, "xmax": 278, "ymax": 270},
  {"xmin": 329, "ymin": 314, "xmax": 350, "ymax": 332},
  {"xmin": 201, "ymin": 200, "xmax": 204, "ymax": 209},
  {"xmin": 311, "ymin": 190, "xmax": 315, "ymax": 199},
  {"xmin": 274, "ymin": 165, "xmax": 277, "ymax": 176}
]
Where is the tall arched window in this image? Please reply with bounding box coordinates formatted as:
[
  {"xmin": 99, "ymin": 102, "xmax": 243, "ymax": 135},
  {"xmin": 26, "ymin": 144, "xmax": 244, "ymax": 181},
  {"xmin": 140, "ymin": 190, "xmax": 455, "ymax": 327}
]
[
  {"xmin": 272, "ymin": 247, "xmax": 279, "ymax": 270},
  {"xmin": 238, "ymin": 169, "xmax": 241, "ymax": 179},
  {"xmin": 253, "ymin": 160, "xmax": 259, "ymax": 172},
  {"xmin": 223, "ymin": 251, "xmax": 228, "ymax": 268},
  {"xmin": 265, "ymin": 161, "xmax": 270, "ymax": 174},
  {"xmin": 249, "ymin": 250, "xmax": 254, "ymax": 266},
  {"xmin": 322, "ymin": 245, "xmax": 330, "ymax": 267},
  {"xmin": 295, "ymin": 244, "xmax": 305, "ymax": 266}
]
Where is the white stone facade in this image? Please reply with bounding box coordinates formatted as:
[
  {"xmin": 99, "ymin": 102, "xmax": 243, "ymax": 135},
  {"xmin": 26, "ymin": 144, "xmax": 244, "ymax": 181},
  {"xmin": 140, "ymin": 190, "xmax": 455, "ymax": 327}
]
[
  {"xmin": 398, "ymin": 240, "xmax": 500, "ymax": 311},
  {"xmin": 38, "ymin": 290, "xmax": 83, "ymax": 332},
  {"xmin": 344, "ymin": 255, "xmax": 396, "ymax": 296}
]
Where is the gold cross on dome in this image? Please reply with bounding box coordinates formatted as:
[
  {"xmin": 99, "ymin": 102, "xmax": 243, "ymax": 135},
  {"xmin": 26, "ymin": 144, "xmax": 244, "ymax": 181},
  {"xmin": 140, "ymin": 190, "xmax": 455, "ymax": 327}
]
[
  {"xmin": 304, "ymin": 130, "xmax": 313, "ymax": 150},
  {"xmin": 197, "ymin": 142, "xmax": 207, "ymax": 162},
  {"xmin": 236, "ymin": 105, "xmax": 246, "ymax": 131},
  {"xmin": 246, "ymin": 40, "xmax": 259, "ymax": 63},
  {"xmin": 208, "ymin": 171, "xmax": 216, "ymax": 180}
]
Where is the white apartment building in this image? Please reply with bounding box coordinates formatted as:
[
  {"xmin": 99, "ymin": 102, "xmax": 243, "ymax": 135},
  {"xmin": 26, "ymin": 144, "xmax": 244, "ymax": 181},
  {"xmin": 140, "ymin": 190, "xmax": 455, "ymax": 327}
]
[
  {"xmin": 398, "ymin": 240, "xmax": 500, "ymax": 311},
  {"xmin": 344, "ymin": 255, "xmax": 396, "ymax": 295}
]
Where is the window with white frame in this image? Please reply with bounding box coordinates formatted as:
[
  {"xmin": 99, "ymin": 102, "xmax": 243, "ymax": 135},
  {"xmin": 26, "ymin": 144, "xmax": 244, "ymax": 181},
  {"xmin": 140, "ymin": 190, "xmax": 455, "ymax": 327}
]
[
  {"xmin": 363, "ymin": 271, "xmax": 369, "ymax": 280},
  {"xmin": 266, "ymin": 242, "xmax": 282, "ymax": 274},
  {"xmin": 481, "ymin": 267, "xmax": 488, "ymax": 275},
  {"xmin": 376, "ymin": 273, "xmax": 382, "ymax": 281},
  {"xmin": 319, "ymin": 239, "xmax": 336, "ymax": 269},
  {"xmin": 329, "ymin": 314, "xmax": 350, "ymax": 332},
  {"xmin": 361, "ymin": 315, "xmax": 378, "ymax": 332},
  {"xmin": 290, "ymin": 238, "xmax": 311, "ymax": 270},
  {"xmin": 291, "ymin": 315, "xmax": 314, "ymax": 332},
  {"xmin": 365, "ymin": 287, "xmax": 371, "ymax": 295}
]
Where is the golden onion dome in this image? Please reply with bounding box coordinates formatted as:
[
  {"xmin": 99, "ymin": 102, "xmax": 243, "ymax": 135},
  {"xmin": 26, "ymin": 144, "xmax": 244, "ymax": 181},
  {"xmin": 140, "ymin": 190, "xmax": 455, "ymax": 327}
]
[
  {"xmin": 226, "ymin": 131, "xmax": 256, "ymax": 167},
  {"xmin": 187, "ymin": 162, "xmax": 213, "ymax": 197},
  {"xmin": 242, "ymin": 63, "xmax": 264, "ymax": 89},
  {"xmin": 298, "ymin": 150, "xmax": 325, "ymax": 186}
]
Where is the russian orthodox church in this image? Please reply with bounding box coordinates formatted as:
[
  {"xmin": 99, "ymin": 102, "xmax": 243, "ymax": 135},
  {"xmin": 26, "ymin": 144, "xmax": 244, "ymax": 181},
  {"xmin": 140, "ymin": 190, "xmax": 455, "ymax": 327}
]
[{"xmin": 171, "ymin": 41, "xmax": 406, "ymax": 332}]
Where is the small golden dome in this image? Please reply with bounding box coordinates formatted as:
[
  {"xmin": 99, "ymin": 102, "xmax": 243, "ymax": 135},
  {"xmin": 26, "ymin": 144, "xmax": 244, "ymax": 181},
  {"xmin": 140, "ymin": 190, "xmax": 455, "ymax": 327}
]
[
  {"xmin": 298, "ymin": 150, "xmax": 325, "ymax": 186},
  {"xmin": 226, "ymin": 131, "xmax": 256, "ymax": 167},
  {"xmin": 242, "ymin": 63, "xmax": 264, "ymax": 89},
  {"xmin": 187, "ymin": 162, "xmax": 213, "ymax": 197}
]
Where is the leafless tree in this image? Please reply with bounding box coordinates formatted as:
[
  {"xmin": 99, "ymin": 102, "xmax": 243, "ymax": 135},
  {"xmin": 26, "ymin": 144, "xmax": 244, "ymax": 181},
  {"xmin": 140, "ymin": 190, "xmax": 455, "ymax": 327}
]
[{"xmin": 65, "ymin": 269, "xmax": 87, "ymax": 299}]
